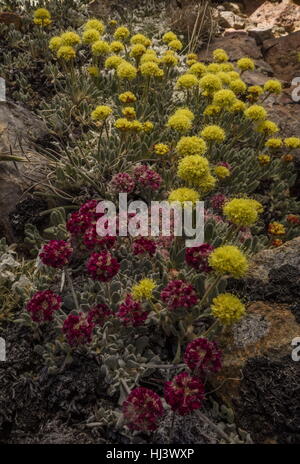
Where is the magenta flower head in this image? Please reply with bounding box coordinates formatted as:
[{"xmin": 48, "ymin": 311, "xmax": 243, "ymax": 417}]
[
  {"xmin": 133, "ymin": 164, "xmax": 162, "ymax": 191},
  {"xmin": 185, "ymin": 243, "xmax": 214, "ymax": 272},
  {"xmin": 123, "ymin": 387, "xmax": 164, "ymax": 432},
  {"xmin": 26, "ymin": 290, "xmax": 62, "ymax": 323},
  {"xmin": 184, "ymin": 338, "xmax": 222, "ymax": 376},
  {"xmin": 39, "ymin": 240, "xmax": 73, "ymax": 268},
  {"xmin": 164, "ymin": 372, "xmax": 205, "ymax": 416},
  {"xmin": 86, "ymin": 251, "xmax": 120, "ymax": 282},
  {"xmin": 117, "ymin": 294, "xmax": 148, "ymax": 326},
  {"xmin": 83, "ymin": 224, "xmax": 116, "ymax": 250},
  {"xmin": 66, "ymin": 211, "xmax": 93, "ymax": 236},
  {"xmin": 87, "ymin": 303, "xmax": 111, "ymax": 327},
  {"xmin": 210, "ymin": 194, "xmax": 227, "ymax": 211},
  {"xmin": 63, "ymin": 313, "xmax": 94, "ymax": 346},
  {"xmin": 132, "ymin": 237, "xmax": 157, "ymax": 257},
  {"xmin": 67, "ymin": 199, "xmax": 104, "ymax": 236},
  {"xmin": 160, "ymin": 280, "xmax": 198, "ymax": 310},
  {"xmin": 78, "ymin": 199, "xmax": 100, "ymax": 218},
  {"xmin": 110, "ymin": 172, "xmax": 136, "ymax": 194}
]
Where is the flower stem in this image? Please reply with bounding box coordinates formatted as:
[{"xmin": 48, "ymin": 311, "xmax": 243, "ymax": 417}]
[{"xmin": 65, "ymin": 268, "xmax": 80, "ymax": 312}]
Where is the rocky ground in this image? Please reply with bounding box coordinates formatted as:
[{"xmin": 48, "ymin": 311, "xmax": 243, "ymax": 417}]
[{"xmin": 0, "ymin": 0, "xmax": 300, "ymax": 445}]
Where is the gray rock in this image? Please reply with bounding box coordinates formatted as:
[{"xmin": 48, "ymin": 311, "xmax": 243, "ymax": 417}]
[
  {"xmin": 248, "ymin": 26, "xmax": 274, "ymax": 44},
  {"xmin": 0, "ymin": 100, "xmax": 48, "ymax": 239},
  {"xmin": 248, "ymin": 237, "xmax": 300, "ymax": 283},
  {"xmin": 219, "ymin": 11, "xmax": 245, "ymax": 30}
]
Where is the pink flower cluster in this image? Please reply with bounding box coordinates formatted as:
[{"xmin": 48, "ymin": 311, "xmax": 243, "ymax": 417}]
[
  {"xmin": 117, "ymin": 294, "xmax": 148, "ymax": 326},
  {"xmin": 133, "ymin": 164, "xmax": 162, "ymax": 191},
  {"xmin": 40, "ymin": 240, "xmax": 73, "ymax": 268},
  {"xmin": 164, "ymin": 372, "xmax": 205, "ymax": 416},
  {"xmin": 83, "ymin": 224, "xmax": 116, "ymax": 250},
  {"xmin": 86, "ymin": 251, "xmax": 120, "ymax": 282},
  {"xmin": 26, "ymin": 290, "xmax": 62, "ymax": 323},
  {"xmin": 87, "ymin": 303, "xmax": 111, "ymax": 326},
  {"xmin": 122, "ymin": 387, "xmax": 164, "ymax": 432},
  {"xmin": 184, "ymin": 338, "xmax": 222, "ymax": 376},
  {"xmin": 132, "ymin": 237, "xmax": 157, "ymax": 257},
  {"xmin": 210, "ymin": 194, "xmax": 227, "ymax": 211},
  {"xmin": 67, "ymin": 200, "xmax": 116, "ymax": 252},
  {"xmin": 185, "ymin": 243, "xmax": 214, "ymax": 272},
  {"xmin": 160, "ymin": 280, "xmax": 198, "ymax": 310},
  {"xmin": 63, "ymin": 313, "xmax": 94, "ymax": 346},
  {"xmin": 109, "ymin": 172, "xmax": 135, "ymax": 194}
]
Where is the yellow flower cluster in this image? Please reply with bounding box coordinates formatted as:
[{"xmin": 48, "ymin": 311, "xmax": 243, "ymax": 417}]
[
  {"xmin": 117, "ymin": 61, "xmax": 137, "ymax": 79},
  {"xmin": 166, "ymin": 108, "xmax": 194, "ymax": 132},
  {"xmin": 153, "ymin": 143, "xmax": 170, "ymax": 156},
  {"xmin": 258, "ymin": 154, "xmax": 271, "ymax": 165},
  {"xmin": 176, "ymin": 136, "xmax": 207, "ymax": 156},
  {"xmin": 208, "ymin": 245, "xmax": 249, "ymax": 278},
  {"xmin": 105, "ymin": 55, "xmax": 123, "ymax": 69},
  {"xmin": 140, "ymin": 61, "xmax": 164, "ymax": 77},
  {"xmin": 92, "ymin": 40, "xmax": 110, "ymax": 56},
  {"xmin": 201, "ymin": 125, "xmax": 225, "ymax": 143},
  {"xmin": 91, "ymin": 105, "xmax": 112, "ymax": 121},
  {"xmin": 265, "ymin": 138, "xmax": 282, "ymax": 149},
  {"xmin": 177, "ymin": 155, "xmax": 210, "ymax": 186},
  {"xmin": 115, "ymin": 118, "xmax": 144, "ymax": 132},
  {"xmin": 84, "ymin": 19, "xmax": 105, "ymax": 34},
  {"xmin": 176, "ymin": 74, "xmax": 198, "ymax": 89},
  {"xmin": 230, "ymin": 79, "xmax": 247, "ymax": 95},
  {"xmin": 211, "ymin": 293, "xmax": 245, "ymax": 325},
  {"xmin": 131, "ymin": 33, "xmax": 151, "ymax": 47},
  {"xmin": 160, "ymin": 51, "xmax": 178, "ymax": 66},
  {"xmin": 57, "ymin": 45, "xmax": 76, "ymax": 61},
  {"xmin": 213, "ymin": 89, "xmax": 236, "ymax": 108},
  {"xmin": 213, "ymin": 48, "xmax": 229, "ymax": 63},
  {"xmin": 33, "ymin": 8, "xmax": 52, "ymax": 26},
  {"xmin": 256, "ymin": 120, "xmax": 279, "ymax": 135},
  {"xmin": 199, "ymin": 74, "xmax": 222, "ymax": 94},
  {"xmin": 82, "ymin": 29, "xmax": 101, "ymax": 44},
  {"xmin": 168, "ymin": 188, "xmax": 200, "ymax": 205},
  {"xmin": 244, "ymin": 105, "xmax": 267, "ymax": 121},
  {"xmin": 130, "ymin": 43, "xmax": 146, "ymax": 58},
  {"xmin": 188, "ymin": 62, "xmax": 207, "ymax": 77},
  {"xmin": 203, "ymin": 105, "xmax": 221, "ymax": 116},
  {"xmin": 214, "ymin": 165, "xmax": 230, "ymax": 179},
  {"xmin": 118, "ymin": 91, "xmax": 137, "ymax": 103},
  {"xmin": 114, "ymin": 26, "xmax": 130, "ymax": 40},
  {"xmin": 268, "ymin": 222, "xmax": 286, "ymax": 235},
  {"xmin": 237, "ymin": 57, "xmax": 255, "ymax": 71},
  {"xmin": 264, "ymin": 80, "xmax": 282, "ymax": 95},
  {"xmin": 60, "ymin": 31, "xmax": 81, "ymax": 46},
  {"xmin": 132, "ymin": 278, "xmax": 156, "ymax": 301},
  {"xmin": 122, "ymin": 106, "xmax": 136, "ymax": 119},
  {"xmin": 168, "ymin": 39, "xmax": 183, "ymax": 51},
  {"xmin": 87, "ymin": 66, "xmax": 100, "ymax": 77},
  {"xmin": 223, "ymin": 198, "xmax": 263, "ymax": 227},
  {"xmin": 110, "ymin": 41, "xmax": 125, "ymax": 53},
  {"xmin": 162, "ymin": 31, "xmax": 177, "ymax": 43},
  {"xmin": 284, "ymin": 137, "xmax": 300, "ymax": 149}
]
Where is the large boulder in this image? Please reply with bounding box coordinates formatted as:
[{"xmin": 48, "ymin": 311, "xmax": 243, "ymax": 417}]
[
  {"xmin": 214, "ymin": 301, "xmax": 300, "ymax": 443},
  {"xmin": 262, "ymin": 30, "xmax": 300, "ymax": 82},
  {"xmin": 229, "ymin": 237, "xmax": 300, "ymax": 310},
  {"xmin": 0, "ymin": 100, "xmax": 48, "ymax": 239},
  {"xmin": 248, "ymin": 0, "xmax": 300, "ymax": 33}
]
